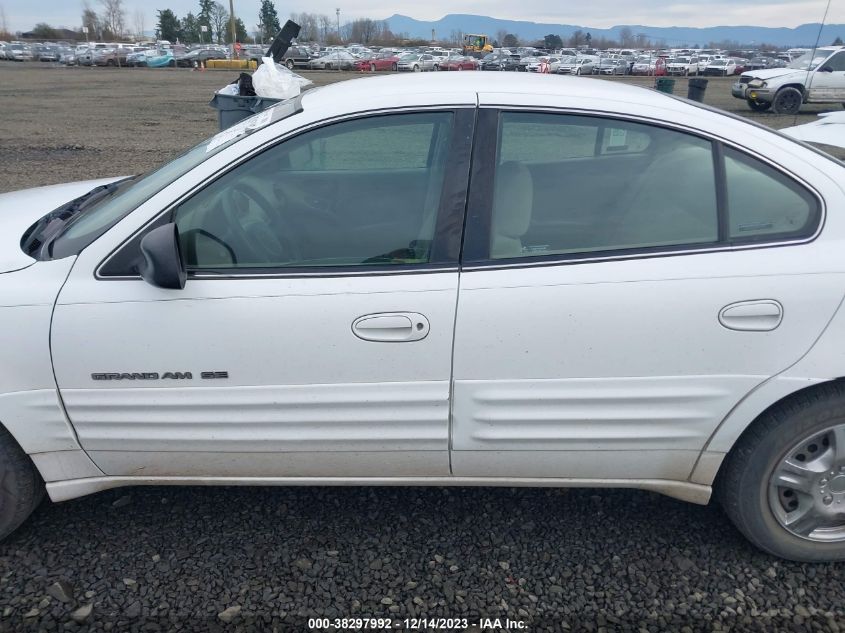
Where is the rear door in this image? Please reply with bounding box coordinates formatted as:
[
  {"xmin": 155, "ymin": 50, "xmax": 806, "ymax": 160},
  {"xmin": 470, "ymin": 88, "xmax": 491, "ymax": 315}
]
[{"xmin": 450, "ymin": 105, "xmax": 844, "ymax": 482}]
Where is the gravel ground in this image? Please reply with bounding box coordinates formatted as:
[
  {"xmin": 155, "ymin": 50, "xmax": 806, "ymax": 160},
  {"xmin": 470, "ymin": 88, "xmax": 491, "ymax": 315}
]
[
  {"xmin": 2, "ymin": 486, "xmax": 845, "ymax": 632},
  {"xmin": 0, "ymin": 63, "xmax": 842, "ymax": 194},
  {"xmin": 1, "ymin": 62, "xmax": 845, "ymax": 632}
]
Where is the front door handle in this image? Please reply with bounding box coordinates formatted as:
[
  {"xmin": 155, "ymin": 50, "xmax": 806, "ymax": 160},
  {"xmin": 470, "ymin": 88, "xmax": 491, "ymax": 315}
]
[
  {"xmin": 352, "ymin": 312, "xmax": 430, "ymax": 342},
  {"xmin": 719, "ymin": 300, "xmax": 783, "ymax": 332}
]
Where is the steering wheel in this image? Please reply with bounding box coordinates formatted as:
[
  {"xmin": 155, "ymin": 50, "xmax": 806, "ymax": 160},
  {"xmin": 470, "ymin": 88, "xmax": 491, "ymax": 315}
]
[
  {"xmin": 272, "ymin": 175, "xmax": 344, "ymax": 229},
  {"xmin": 222, "ymin": 181, "xmax": 302, "ymax": 264}
]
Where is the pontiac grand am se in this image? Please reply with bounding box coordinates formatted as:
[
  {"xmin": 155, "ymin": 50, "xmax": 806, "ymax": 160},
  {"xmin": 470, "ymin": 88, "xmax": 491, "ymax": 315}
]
[{"xmin": 1, "ymin": 74, "xmax": 845, "ymax": 561}]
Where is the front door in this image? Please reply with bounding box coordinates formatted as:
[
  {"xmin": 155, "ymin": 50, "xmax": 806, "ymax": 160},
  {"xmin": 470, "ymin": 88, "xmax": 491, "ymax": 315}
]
[
  {"xmin": 808, "ymin": 51, "xmax": 845, "ymax": 101},
  {"xmin": 51, "ymin": 109, "xmax": 474, "ymax": 479}
]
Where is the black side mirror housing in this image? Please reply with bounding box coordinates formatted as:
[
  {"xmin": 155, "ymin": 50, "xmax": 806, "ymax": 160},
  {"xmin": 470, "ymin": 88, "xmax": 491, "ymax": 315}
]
[
  {"xmin": 139, "ymin": 223, "xmax": 186, "ymax": 289},
  {"xmin": 820, "ymin": 66, "xmax": 833, "ymax": 73}
]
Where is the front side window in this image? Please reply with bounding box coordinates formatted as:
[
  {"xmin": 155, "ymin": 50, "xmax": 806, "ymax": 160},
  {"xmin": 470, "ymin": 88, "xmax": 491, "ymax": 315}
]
[
  {"xmin": 174, "ymin": 112, "xmax": 455, "ymax": 270},
  {"xmin": 822, "ymin": 52, "xmax": 845, "ymax": 72}
]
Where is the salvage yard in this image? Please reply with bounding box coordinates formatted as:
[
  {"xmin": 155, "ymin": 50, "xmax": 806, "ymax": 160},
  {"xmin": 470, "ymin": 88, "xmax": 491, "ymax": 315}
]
[
  {"xmin": 1, "ymin": 63, "xmax": 845, "ymax": 632},
  {"xmin": 0, "ymin": 63, "xmax": 842, "ymax": 194}
]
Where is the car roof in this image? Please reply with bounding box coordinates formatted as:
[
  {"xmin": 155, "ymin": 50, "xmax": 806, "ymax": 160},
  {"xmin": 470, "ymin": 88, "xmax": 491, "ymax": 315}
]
[{"xmin": 300, "ymin": 72, "xmax": 685, "ymax": 113}]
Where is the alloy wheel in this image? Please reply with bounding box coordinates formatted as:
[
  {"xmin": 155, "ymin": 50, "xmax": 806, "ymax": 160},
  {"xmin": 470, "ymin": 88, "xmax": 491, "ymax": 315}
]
[{"xmin": 769, "ymin": 424, "xmax": 845, "ymax": 542}]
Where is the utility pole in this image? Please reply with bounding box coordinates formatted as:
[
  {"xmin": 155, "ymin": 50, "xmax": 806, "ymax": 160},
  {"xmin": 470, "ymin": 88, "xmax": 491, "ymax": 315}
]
[
  {"xmin": 229, "ymin": 0, "xmax": 236, "ymax": 48},
  {"xmin": 335, "ymin": 8, "xmax": 340, "ymax": 71}
]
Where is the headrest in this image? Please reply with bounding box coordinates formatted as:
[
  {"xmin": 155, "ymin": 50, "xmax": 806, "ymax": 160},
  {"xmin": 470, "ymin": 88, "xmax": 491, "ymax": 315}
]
[{"xmin": 492, "ymin": 161, "xmax": 533, "ymax": 239}]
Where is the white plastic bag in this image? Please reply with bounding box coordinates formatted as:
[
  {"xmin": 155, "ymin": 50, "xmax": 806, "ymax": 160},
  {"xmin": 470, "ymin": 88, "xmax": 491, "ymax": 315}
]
[
  {"xmin": 216, "ymin": 83, "xmax": 239, "ymax": 96},
  {"xmin": 252, "ymin": 56, "xmax": 312, "ymax": 99}
]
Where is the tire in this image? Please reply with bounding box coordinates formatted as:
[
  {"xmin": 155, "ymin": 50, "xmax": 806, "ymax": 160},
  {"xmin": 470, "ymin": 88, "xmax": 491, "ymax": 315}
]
[
  {"xmin": 575, "ymin": 68, "xmax": 581, "ymax": 75},
  {"xmin": 0, "ymin": 425, "xmax": 44, "ymax": 542},
  {"xmin": 772, "ymin": 86, "xmax": 803, "ymax": 115},
  {"xmin": 391, "ymin": 63, "xmax": 397, "ymax": 71},
  {"xmin": 106, "ymin": 59, "xmax": 115, "ymax": 67},
  {"xmin": 458, "ymin": 66, "xmax": 463, "ymax": 71},
  {"xmin": 718, "ymin": 383, "xmax": 845, "ymax": 561},
  {"xmin": 370, "ymin": 63, "xmax": 376, "ymax": 72},
  {"xmin": 413, "ymin": 64, "xmax": 420, "ymax": 72},
  {"xmin": 168, "ymin": 59, "xmax": 176, "ymax": 68},
  {"xmin": 747, "ymin": 99, "xmax": 771, "ymax": 112},
  {"xmin": 285, "ymin": 59, "xmax": 294, "ymax": 69}
]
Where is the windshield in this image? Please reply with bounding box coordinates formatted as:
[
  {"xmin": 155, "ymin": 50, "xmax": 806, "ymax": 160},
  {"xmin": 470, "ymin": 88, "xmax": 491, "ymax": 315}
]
[
  {"xmin": 788, "ymin": 49, "xmax": 835, "ymax": 70},
  {"xmin": 31, "ymin": 100, "xmax": 302, "ymax": 260},
  {"xmin": 710, "ymin": 60, "xmax": 727, "ymax": 66}
]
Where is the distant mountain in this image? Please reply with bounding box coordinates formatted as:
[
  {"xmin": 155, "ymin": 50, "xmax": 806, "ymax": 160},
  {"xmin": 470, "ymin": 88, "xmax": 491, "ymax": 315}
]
[{"xmin": 384, "ymin": 14, "xmax": 845, "ymax": 48}]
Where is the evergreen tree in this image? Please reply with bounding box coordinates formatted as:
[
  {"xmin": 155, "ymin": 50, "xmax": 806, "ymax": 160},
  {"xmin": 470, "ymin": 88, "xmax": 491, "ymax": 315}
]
[
  {"xmin": 258, "ymin": 0, "xmax": 281, "ymax": 42},
  {"xmin": 198, "ymin": 0, "xmax": 214, "ymax": 36},
  {"xmin": 156, "ymin": 9, "xmax": 181, "ymax": 42},
  {"xmin": 181, "ymin": 12, "xmax": 199, "ymax": 42},
  {"xmin": 234, "ymin": 17, "xmax": 249, "ymax": 43}
]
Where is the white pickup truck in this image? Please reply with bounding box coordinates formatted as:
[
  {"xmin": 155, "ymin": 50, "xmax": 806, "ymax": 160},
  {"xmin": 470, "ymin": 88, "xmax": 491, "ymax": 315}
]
[{"xmin": 732, "ymin": 46, "xmax": 845, "ymax": 114}]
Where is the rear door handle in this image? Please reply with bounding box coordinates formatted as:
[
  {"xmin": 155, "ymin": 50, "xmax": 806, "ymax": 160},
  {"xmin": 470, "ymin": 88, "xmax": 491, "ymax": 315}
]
[
  {"xmin": 352, "ymin": 312, "xmax": 430, "ymax": 342},
  {"xmin": 719, "ymin": 300, "xmax": 783, "ymax": 332}
]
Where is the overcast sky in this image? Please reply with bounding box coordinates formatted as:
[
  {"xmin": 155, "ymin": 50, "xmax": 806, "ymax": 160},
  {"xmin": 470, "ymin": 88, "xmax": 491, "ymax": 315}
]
[{"xmin": 1, "ymin": 0, "xmax": 843, "ymax": 33}]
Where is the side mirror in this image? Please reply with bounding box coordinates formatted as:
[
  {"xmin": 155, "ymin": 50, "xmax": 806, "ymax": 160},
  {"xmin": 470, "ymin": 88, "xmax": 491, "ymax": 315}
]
[
  {"xmin": 820, "ymin": 66, "xmax": 833, "ymax": 73},
  {"xmin": 139, "ymin": 223, "xmax": 186, "ymax": 289}
]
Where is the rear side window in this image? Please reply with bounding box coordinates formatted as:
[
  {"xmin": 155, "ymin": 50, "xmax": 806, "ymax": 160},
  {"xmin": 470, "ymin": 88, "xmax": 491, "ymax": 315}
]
[
  {"xmin": 475, "ymin": 111, "xmax": 820, "ymax": 263},
  {"xmin": 724, "ymin": 147, "xmax": 820, "ymax": 241},
  {"xmin": 489, "ymin": 112, "xmax": 717, "ymax": 259}
]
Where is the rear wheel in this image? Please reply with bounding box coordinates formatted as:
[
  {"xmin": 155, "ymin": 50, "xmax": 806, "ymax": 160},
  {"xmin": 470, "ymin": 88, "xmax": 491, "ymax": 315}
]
[
  {"xmin": 772, "ymin": 87, "xmax": 803, "ymax": 115},
  {"xmin": 747, "ymin": 99, "xmax": 771, "ymax": 112},
  {"xmin": 719, "ymin": 384, "xmax": 845, "ymax": 561},
  {"xmin": 0, "ymin": 425, "xmax": 44, "ymax": 542}
]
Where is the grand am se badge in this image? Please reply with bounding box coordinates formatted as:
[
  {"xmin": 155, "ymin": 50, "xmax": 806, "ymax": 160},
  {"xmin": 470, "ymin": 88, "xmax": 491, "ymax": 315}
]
[{"xmin": 90, "ymin": 371, "xmax": 229, "ymax": 381}]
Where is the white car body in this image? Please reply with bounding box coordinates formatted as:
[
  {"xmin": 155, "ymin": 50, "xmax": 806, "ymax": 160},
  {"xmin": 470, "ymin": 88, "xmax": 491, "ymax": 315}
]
[
  {"xmin": 781, "ymin": 111, "xmax": 845, "ymax": 149},
  {"xmin": 705, "ymin": 59, "xmax": 737, "ymax": 76},
  {"xmin": 732, "ymin": 46, "xmax": 845, "ymax": 107},
  {"xmin": 3, "ymin": 75, "xmax": 845, "ymax": 558},
  {"xmin": 666, "ymin": 56, "xmax": 699, "ymax": 76}
]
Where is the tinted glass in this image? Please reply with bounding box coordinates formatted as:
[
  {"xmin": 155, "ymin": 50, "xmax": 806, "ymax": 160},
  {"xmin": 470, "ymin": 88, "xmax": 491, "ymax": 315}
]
[
  {"xmin": 489, "ymin": 112, "xmax": 718, "ymax": 259},
  {"xmin": 175, "ymin": 112, "xmax": 454, "ymax": 270},
  {"xmin": 724, "ymin": 147, "xmax": 819, "ymax": 240}
]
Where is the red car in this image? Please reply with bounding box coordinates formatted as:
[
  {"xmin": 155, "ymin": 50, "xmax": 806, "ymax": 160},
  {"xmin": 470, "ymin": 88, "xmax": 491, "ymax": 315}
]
[
  {"xmin": 353, "ymin": 53, "xmax": 400, "ymax": 72},
  {"xmin": 439, "ymin": 55, "xmax": 478, "ymax": 71}
]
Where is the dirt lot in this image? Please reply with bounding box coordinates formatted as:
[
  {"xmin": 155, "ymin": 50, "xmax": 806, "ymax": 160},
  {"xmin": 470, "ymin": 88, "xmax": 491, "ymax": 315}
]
[{"xmin": 0, "ymin": 62, "xmax": 842, "ymax": 194}]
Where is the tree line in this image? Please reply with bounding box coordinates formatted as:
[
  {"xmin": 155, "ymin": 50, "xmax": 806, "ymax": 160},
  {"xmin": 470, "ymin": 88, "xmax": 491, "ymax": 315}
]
[{"xmin": 6, "ymin": 0, "xmax": 842, "ymax": 50}]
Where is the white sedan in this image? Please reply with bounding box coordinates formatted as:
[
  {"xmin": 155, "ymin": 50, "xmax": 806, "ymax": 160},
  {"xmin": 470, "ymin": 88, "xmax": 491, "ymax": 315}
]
[{"xmin": 2, "ymin": 74, "xmax": 845, "ymax": 562}]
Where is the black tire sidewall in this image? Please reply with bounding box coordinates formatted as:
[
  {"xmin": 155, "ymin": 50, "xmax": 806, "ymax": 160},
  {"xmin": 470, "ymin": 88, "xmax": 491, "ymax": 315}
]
[
  {"xmin": 0, "ymin": 425, "xmax": 44, "ymax": 541},
  {"xmin": 774, "ymin": 87, "xmax": 802, "ymax": 115},
  {"xmin": 724, "ymin": 390, "xmax": 845, "ymax": 561}
]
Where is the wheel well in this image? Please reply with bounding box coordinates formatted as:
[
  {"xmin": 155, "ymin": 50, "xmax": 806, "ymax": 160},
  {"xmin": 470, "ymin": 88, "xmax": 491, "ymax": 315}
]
[
  {"xmin": 713, "ymin": 378, "xmax": 845, "ymax": 485},
  {"xmin": 776, "ymin": 83, "xmax": 808, "ymax": 101}
]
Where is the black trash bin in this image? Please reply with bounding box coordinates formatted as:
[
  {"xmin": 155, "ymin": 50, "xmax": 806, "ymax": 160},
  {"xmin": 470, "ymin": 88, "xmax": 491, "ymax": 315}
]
[
  {"xmin": 209, "ymin": 92, "xmax": 281, "ymax": 131},
  {"xmin": 687, "ymin": 78, "xmax": 709, "ymax": 102},
  {"xmin": 655, "ymin": 77, "xmax": 675, "ymax": 94},
  {"xmin": 208, "ymin": 20, "xmax": 301, "ymax": 131}
]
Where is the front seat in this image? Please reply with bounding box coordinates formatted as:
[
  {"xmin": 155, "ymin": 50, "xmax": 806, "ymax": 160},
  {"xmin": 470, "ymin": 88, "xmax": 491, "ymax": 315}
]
[{"xmin": 490, "ymin": 162, "xmax": 534, "ymax": 259}]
